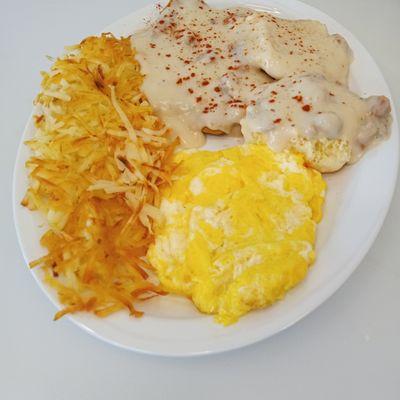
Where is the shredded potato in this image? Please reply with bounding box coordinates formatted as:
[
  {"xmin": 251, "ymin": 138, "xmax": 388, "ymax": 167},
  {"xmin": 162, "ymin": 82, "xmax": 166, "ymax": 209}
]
[{"xmin": 22, "ymin": 34, "xmax": 177, "ymax": 320}]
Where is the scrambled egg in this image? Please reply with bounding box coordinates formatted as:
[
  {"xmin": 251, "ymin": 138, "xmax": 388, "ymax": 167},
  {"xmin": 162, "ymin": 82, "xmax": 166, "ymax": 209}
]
[{"xmin": 147, "ymin": 144, "xmax": 326, "ymax": 325}]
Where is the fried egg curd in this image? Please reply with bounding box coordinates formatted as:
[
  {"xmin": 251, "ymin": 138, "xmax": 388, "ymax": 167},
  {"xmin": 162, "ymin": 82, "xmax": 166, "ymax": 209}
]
[{"xmin": 147, "ymin": 144, "xmax": 326, "ymax": 324}]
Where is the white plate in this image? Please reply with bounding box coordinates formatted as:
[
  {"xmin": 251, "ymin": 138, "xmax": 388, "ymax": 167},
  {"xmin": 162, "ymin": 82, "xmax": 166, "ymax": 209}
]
[{"xmin": 13, "ymin": 0, "xmax": 399, "ymax": 357}]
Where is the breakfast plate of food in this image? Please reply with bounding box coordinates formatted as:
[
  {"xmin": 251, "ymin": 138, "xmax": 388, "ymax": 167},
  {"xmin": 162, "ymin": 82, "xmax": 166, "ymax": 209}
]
[{"xmin": 13, "ymin": 0, "xmax": 398, "ymax": 356}]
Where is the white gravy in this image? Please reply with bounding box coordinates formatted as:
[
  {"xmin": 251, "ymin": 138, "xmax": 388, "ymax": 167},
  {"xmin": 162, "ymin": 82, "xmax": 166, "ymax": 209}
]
[
  {"xmin": 241, "ymin": 74, "xmax": 391, "ymax": 163},
  {"xmin": 132, "ymin": 0, "xmax": 352, "ymax": 147}
]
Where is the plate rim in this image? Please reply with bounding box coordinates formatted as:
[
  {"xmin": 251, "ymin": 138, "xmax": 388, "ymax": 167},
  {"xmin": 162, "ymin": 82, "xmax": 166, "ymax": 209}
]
[{"xmin": 13, "ymin": 0, "xmax": 399, "ymax": 357}]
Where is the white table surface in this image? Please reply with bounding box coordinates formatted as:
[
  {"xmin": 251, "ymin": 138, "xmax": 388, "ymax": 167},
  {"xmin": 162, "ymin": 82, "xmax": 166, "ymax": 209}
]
[{"xmin": 1, "ymin": 0, "xmax": 399, "ymax": 399}]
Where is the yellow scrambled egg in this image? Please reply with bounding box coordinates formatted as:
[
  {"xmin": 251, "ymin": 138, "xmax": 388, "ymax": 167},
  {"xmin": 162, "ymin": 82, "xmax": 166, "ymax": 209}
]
[{"xmin": 147, "ymin": 144, "xmax": 326, "ymax": 325}]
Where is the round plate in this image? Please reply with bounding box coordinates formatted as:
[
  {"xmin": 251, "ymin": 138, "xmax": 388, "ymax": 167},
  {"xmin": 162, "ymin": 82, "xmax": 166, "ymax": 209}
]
[{"xmin": 13, "ymin": 0, "xmax": 399, "ymax": 356}]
